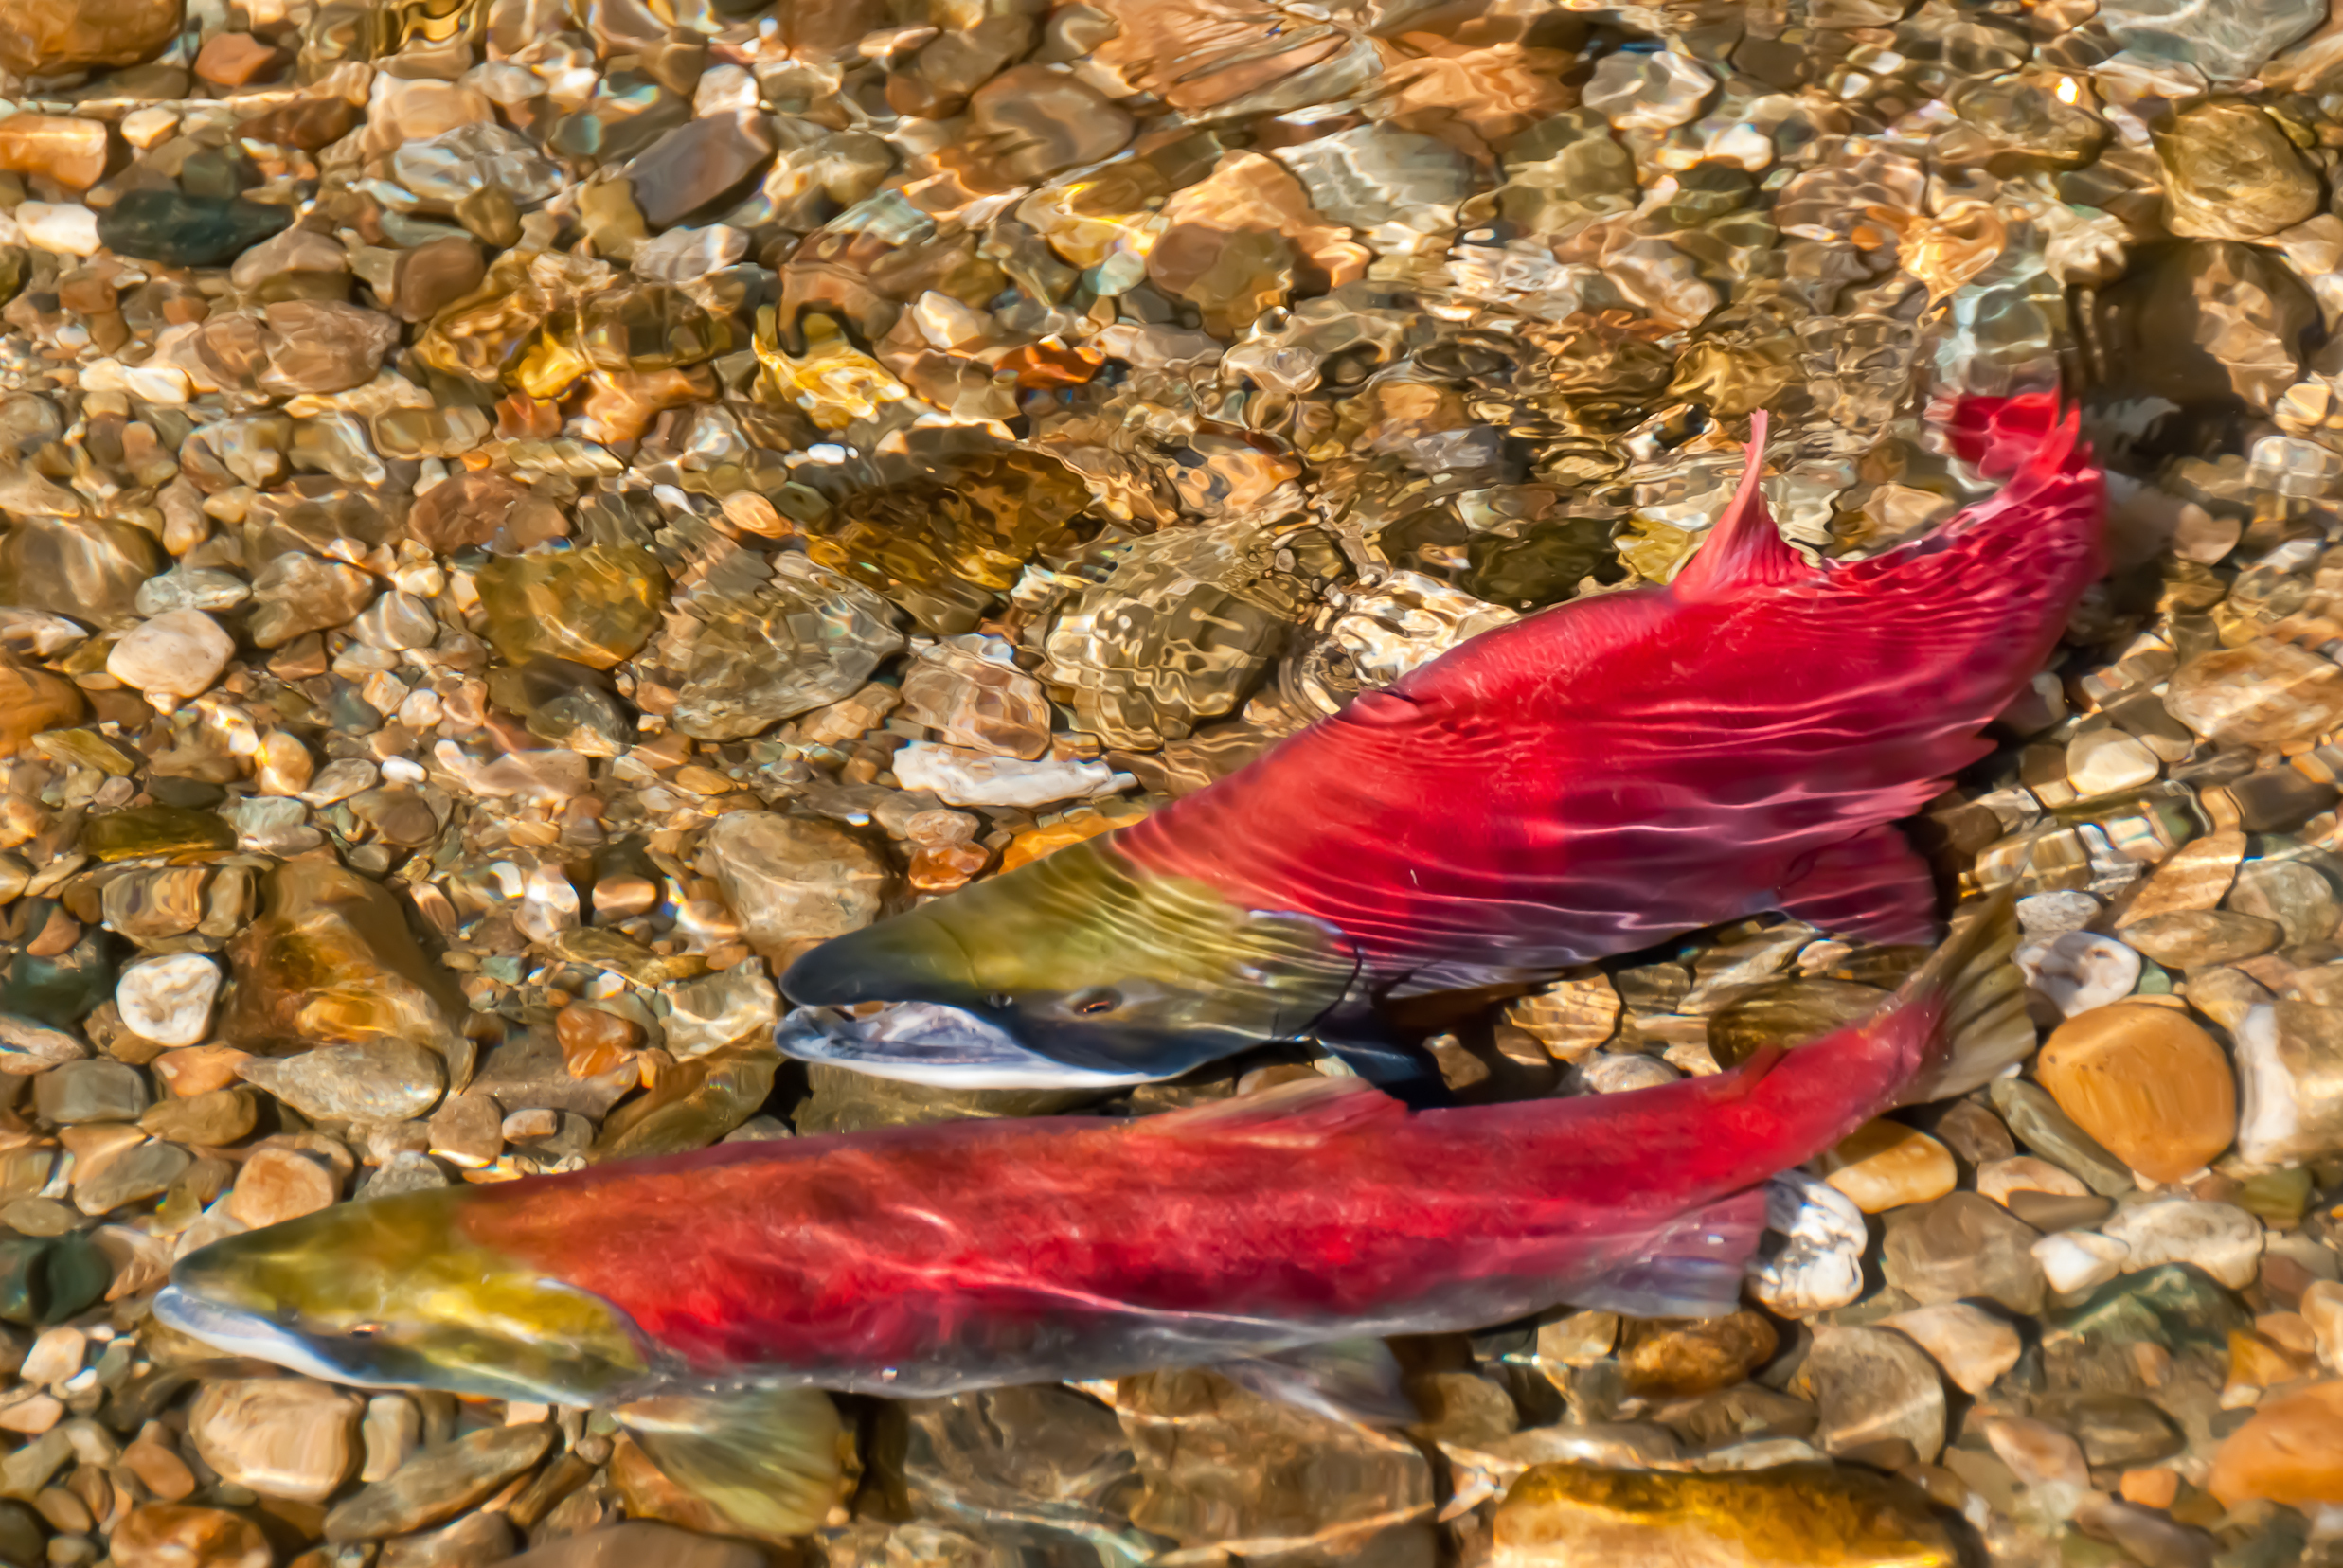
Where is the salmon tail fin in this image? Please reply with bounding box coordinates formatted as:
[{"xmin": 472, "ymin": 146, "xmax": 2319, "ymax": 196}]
[
  {"xmin": 1669, "ymin": 409, "xmax": 1811, "ymax": 599},
  {"xmin": 614, "ymin": 1385, "xmax": 848, "ymax": 1539},
  {"xmin": 1891, "ymin": 876, "xmax": 2031, "ymax": 1106}
]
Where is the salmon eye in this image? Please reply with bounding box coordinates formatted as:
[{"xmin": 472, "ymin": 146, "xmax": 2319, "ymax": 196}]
[{"xmin": 1072, "ymin": 989, "xmax": 1119, "ymax": 1016}]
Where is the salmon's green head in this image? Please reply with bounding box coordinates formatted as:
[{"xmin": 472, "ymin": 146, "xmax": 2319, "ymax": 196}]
[
  {"xmin": 155, "ymin": 1187, "xmax": 649, "ymax": 1405},
  {"xmin": 778, "ymin": 835, "xmax": 1360, "ymax": 1086}
]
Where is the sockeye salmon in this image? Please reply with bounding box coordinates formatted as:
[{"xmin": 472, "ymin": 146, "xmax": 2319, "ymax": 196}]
[
  {"xmin": 775, "ymin": 395, "xmax": 2102, "ymax": 1088},
  {"xmin": 157, "ymin": 891, "xmax": 2025, "ymax": 1537}
]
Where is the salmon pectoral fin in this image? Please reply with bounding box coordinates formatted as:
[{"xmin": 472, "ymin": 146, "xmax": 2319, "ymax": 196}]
[
  {"xmin": 1564, "ymin": 1187, "xmax": 1770, "ymax": 1319},
  {"xmin": 615, "ymin": 1385, "xmax": 847, "ymax": 1538},
  {"xmin": 1775, "ymin": 824, "xmax": 1941, "ymax": 947},
  {"xmin": 1217, "ymin": 1336, "xmax": 1415, "ymax": 1426}
]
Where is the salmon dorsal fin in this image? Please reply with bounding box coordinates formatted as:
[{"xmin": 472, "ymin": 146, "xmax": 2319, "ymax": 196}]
[
  {"xmin": 1670, "ymin": 411, "xmax": 1810, "ymax": 600},
  {"xmin": 1132, "ymin": 1075, "xmax": 1406, "ymax": 1143}
]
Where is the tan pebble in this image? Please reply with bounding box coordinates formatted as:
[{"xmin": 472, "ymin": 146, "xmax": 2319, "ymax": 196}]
[
  {"xmin": 1617, "ymin": 1311, "xmax": 1778, "ymax": 1398},
  {"xmin": 1880, "ymin": 1302, "xmax": 2022, "ymax": 1396},
  {"xmin": 18, "ymin": 1326, "xmax": 82, "ymax": 1387},
  {"xmin": 0, "ymin": 1394, "xmax": 62, "ymax": 1434},
  {"xmin": 228, "ymin": 1148, "xmax": 339, "ymax": 1230},
  {"xmin": 1976, "ymin": 1156, "xmax": 2092, "ymax": 1205},
  {"xmin": 2066, "ymin": 729, "xmax": 2159, "ymax": 796},
  {"xmin": 1984, "ymin": 1416, "xmax": 2090, "ymax": 1489},
  {"xmin": 188, "ymin": 1378, "xmax": 363, "ymax": 1503},
  {"xmin": 1820, "ymin": 1120, "xmax": 1957, "ymax": 1213},
  {"xmin": 120, "ymin": 1438, "xmax": 197, "ymax": 1503},
  {"xmin": 152, "ymin": 1045, "xmax": 253, "ymax": 1097},
  {"xmin": 2120, "ymin": 1466, "xmax": 2180, "ymax": 1508},
  {"xmin": 110, "ymin": 1504, "xmax": 271, "ymax": 1568},
  {"xmin": 2210, "ymin": 1379, "xmax": 2343, "ymax": 1507},
  {"xmin": 2036, "ymin": 1004, "xmax": 2236, "ymax": 1183}
]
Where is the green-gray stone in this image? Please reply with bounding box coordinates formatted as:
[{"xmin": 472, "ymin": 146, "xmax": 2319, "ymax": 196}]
[
  {"xmin": 80, "ymin": 805, "xmax": 236, "ymax": 862},
  {"xmin": 0, "ymin": 927, "xmax": 115, "ymax": 1028},
  {"xmin": 2044, "ymin": 1264, "xmax": 2249, "ymax": 1368},
  {"xmin": 0, "ymin": 1233, "xmax": 110, "ymax": 1325},
  {"xmin": 96, "ymin": 190, "xmax": 292, "ymax": 269},
  {"xmin": 1990, "ymin": 1079, "xmax": 2134, "ymax": 1197}
]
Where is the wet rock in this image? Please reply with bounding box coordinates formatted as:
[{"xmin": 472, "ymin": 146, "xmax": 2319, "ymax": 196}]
[
  {"xmin": 1883, "ymin": 1193, "xmax": 2047, "ymax": 1313},
  {"xmin": 892, "ymin": 742, "xmax": 1132, "ymax": 808},
  {"xmin": 237, "ymin": 1042, "xmax": 445, "ymax": 1122},
  {"xmin": 477, "ymin": 545, "xmax": 667, "ymax": 670},
  {"xmin": 1747, "ymin": 1172, "xmax": 1868, "ymax": 1317},
  {"xmin": 1582, "ymin": 49, "xmax": 1718, "ymax": 131},
  {"xmin": 222, "ymin": 864, "xmax": 467, "ymax": 1060},
  {"xmin": 2040, "ymin": 1392, "xmax": 2184, "ymax": 1467},
  {"xmin": 323, "ymin": 1423, "xmax": 556, "ymax": 1541},
  {"xmin": 2166, "ymin": 641, "xmax": 2343, "ymax": 747},
  {"xmin": 899, "ymin": 635, "xmax": 1053, "ymax": 759},
  {"xmin": 0, "ymin": 116, "xmax": 108, "ymax": 193},
  {"xmin": 498, "ymin": 1523, "xmax": 765, "ymax": 1568},
  {"xmin": 625, "ymin": 112, "xmax": 776, "ymax": 228},
  {"xmin": 110, "ymin": 1505, "xmax": 271, "ymax": 1568},
  {"xmin": 1819, "ymin": 1120, "xmax": 1957, "ymax": 1213},
  {"xmin": 1491, "ymin": 1462, "xmax": 1952, "ymax": 1567},
  {"xmin": 2034, "ymin": 1229, "xmax": 2131, "ymax": 1293},
  {"xmin": 0, "ymin": 655, "xmax": 80, "ymax": 759},
  {"xmin": 1992, "ymin": 1078, "xmax": 2137, "ymax": 1197},
  {"xmin": 33, "ymin": 1060, "xmax": 149, "ymax": 1124},
  {"xmin": 114, "ymin": 953, "xmax": 222, "ymax": 1048},
  {"xmin": 0, "ymin": 517, "xmax": 160, "ymax": 624},
  {"xmin": 2100, "ymin": 1197, "xmax": 2262, "ymax": 1290},
  {"xmin": 188, "ymin": 1379, "xmax": 363, "ymax": 1503},
  {"xmin": 2209, "ymin": 1379, "xmax": 2343, "ymax": 1507},
  {"xmin": 2234, "ymin": 1001, "xmax": 2343, "ymax": 1166},
  {"xmin": 592, "ymin": 1045, "xmax": 778, "ymax": 1160},
  {"xmin": 97, "ymin": 192, "xmax": 292, "ymax": 270},
  {"xmin": 0, "ymin": 0, "xmax": 181, "ymax": 74},
  {"xmin": 228, "ymin": 1147, "xmax": 338, "ymax": 1229},
  {"xmin": 702, "ymin": 812, "xmax": 888, "ymax": 949},
  {"xmin": 1881, "ymin": 1302, "xmax": 2023, "ymax": 1395},
  {"xmin": 2119, "ymin": 910, "xmax": 2281, "ymax": 968},
  {"xmin": 2155, "ymin": 101, "xmax": 2321, "ymax": 241},
  {"xmin": 1796, "ymin": 1326, "xmax": 1948, "ymax": 1463},
  {"xmin": 662, "ymin": 968, "xmax": 779, "ymax": 1059},
  {"xmin": 2035, "ymin": 1005, "xmax": 2235, "ymax": 1182},
  {"xmin": 2016, "ymin": 932, "xmax": 2141, "ymax": 1017},
  {"xmin": 1115, "ymin": 1369, "xmax": 1432, "ymax": 1559},
  {"xmin": 2098, "ymin": 0, "xmax": 2325, "ymax": 80},
  {"xmin": 246, "ymin": 552, "xmax": 375, "ymax": 648},
  {"xmin": 1617, "ymin": 1312, "xmax": 1777, "ymax": 1398},
  {"xmin": 138, "ymin": 1087, "xmax": 255, "ymax": 1148},
  {"xmin": 671, "ymin": 557, "xmax": 903, "ymax": 740},
  {"xmin": 2228, "ymin": 858, "xmax": 2341, "ymax": 947}
]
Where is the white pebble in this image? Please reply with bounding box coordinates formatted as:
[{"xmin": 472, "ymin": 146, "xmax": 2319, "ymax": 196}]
[
  {"xmin": 2099, "ymin": 1196, "xmax": 2263, "ymax": 1290},
  {"xmin": 892, "ymin": 741, "xmax": 1133, "ymax": 809},
  {"xmin": 2015, "ymin": 931, "xmax": 2142, "ymax": 1017},
  {"xmin": 114, "ymin": 953, "xmax": 223, "ymax": 1047},
  {"xmin": 1577, "ymin": 1053, "xmax": 1680, "ymax": 1093},
  {"xmin": 2066, "ymin": 728, "xmax": 2160, "ymax": 796},
  {"xmin": 2033, "ymin": 1231, "xmax": 2130, "ymax": 1294},
  {"xmin": 15, "ymin": 202, "xmax": 99, "ymax": 257},
  {"xmin": 1747, "ymin": 1172, "xmax": 1868, "ymax": 1316},
  {"xmin": 105, "ymin": 609, "xmax": 234, "ymax": 702},
  {"xmin": 2017, "ymin": 891, "xmax": 2101, "ymax": 936}
]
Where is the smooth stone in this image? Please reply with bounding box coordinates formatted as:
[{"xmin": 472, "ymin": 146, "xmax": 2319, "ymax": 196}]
[
  {"xmin": 475, "ymin": 545, "xmax": 667, "ymax": 671},
  {"xmin": 114, "ymin": 953, "xmax": 222, "ymax": 1048},
  {"xmin": 97, "ymin": 191, "xmax": 291, "ymax": 269},
  {"xmin": 405, "ymin": 472, "xmax": 565, "ymax": 555},
  {"xmin": 1746, "ymin": 1172, "xmax": 1868, "ymax": 1317},
  {"xmin": 2016, "ymin": 932, "xmax": 2142, "ymax": 1017},
  {"xmin": 33, "ymin": 1060, "xmax": 149, "ymax": 1124},
  {"xmin": 2209, "ymin": 1380, "xmax": 2343, "ymax": 1507},
  {"xmin": 1978, "ymin": 1155, "xmax": 2094, "ymax": 1205},
  {"xmin": 0, "ymin": 116, "xmax": 108, "ymax": 192},
  {"xmin": 2100, "ymin": 1197, "xmax": 2262, "ymax": 1290},
  {"xmin": 2227, "ymin": 859, "xmax": 2342, "ymax": 947},
  {"xmin": 2119, "ymin": 910, "xmax": 2281, "ymax": 968},
  {"xmin": 2035, "ymin": 1230, "xmax": 2131, "ymax": 1294},
  {"xmin": 1490, "ymin": 1462, "xmax": 1952, "ymax": 1567},
  {"xmin": 221, "ymin": 863, "xmax": 469, "ymax": 1061},
  {"xmin": 228, "ymin": 1147, "xmax": 338, "ymax": 1229},
  {"xmin": 2120, "ymin": 829, "xmax": 2245, "ymax": 925},
  {"xmin": 110, "ymin": 1505, "xmax": 271, "ymax": 1568},
  {"xmin": 2155, "ymin": 100, "xmax": 2322, "ymax": 241},
  {"xmin": 701, "ymin": 811, "xmax": 888, "ymax": 949},
  {"xmin": 73, "ymin": 1138, "xmax": 189, "ymax": 1215},
  {"xmin": 246, "ymin": 552, "xmax": 375, "ymax": 647},
  {"xmin": 2035, "ymin": 1004, "xmax": 2236, "ymax": 1183},
  {"xmin": 188, "ymin": 1379, "xmax": 363, "ymax": 1503},
  {"xmin": 361, "ymin": 1395, "xmax": 420, "ymax": 1483},
  {"xmin": 13, "ymin": 201, "xmax": 98, "ymax": 257},
  {"xmin": 963, "ymin": 64, "xmax": 1135, "ymax": 183},
  {"xmin": 2012, "ymin": 1192, "xmax": 2115, "ymax": 1235},
  {"xmin": 1616, "ymin": 1312, "xmax": 1778, "ymax": 1398},
  {"xmin": 323, "ymin": 1423, "xmax": 557, "ymax": 1541},
  {"xmin": 1882, "ymin": 1192, "xmax": 2047, "ymax": 1313},
  {"xmin": 672, "ymin": 557, "xmax": 903, "ymax": 741},
  {"xmin": 1797, "ymin": 1326, "xmax": 1947, "ymax": 1463},
  {"xmin": 898, "ymin": 634, "xmax": 1054, "ymax": 759},
  {"xmin": 1983, "ymin": 1415, "xmax": 2090, "ymax": 1490},
  {"xmin": 377, "ymin": 1509, "xmax": 517, "ymax": 1568},
  {"xmin": 661, "ymin": 968, "xmax": 779, "ymax": 1059},
  {"xmin": 2037, "ymin": 1392, "xmax": 2184, "ymax": 1468},
  {"xmin": 1819, "ymin": 1120, "xmax": 1958, "ymax": 1213},
  {"xmin": 1992, "ymin": 1079, "xmax": 2137, "ymax": 1197},
  {"xmin": 0, "ymin": 654, "xmax": 81, "ymax": 759},
  {"xmin": 0, "ymin": 0, "xmax": 182, "ymax": 74},
  {"xmin": 496, "ymin": 1523, "xmax": 765, "ymax": 1568},
  {"xmin": 592, "ymin": 1046, "xmax": 778, "ymax": 1161},
  {"xmin": 1578, "ymin": 1054, "xmax": 1679, "ymax": 1093},
  {"xmin": 2018, "ymin": 891, "xmax": 2102, "ymax": 935},
  {"xmin": 1581, "ymin": 48, "xmax": 1718, "ymax": 131},
  {"xmin": 1881, "ymin": 1302, "xmax": 2023, "ymax": 1395},
  {"xmin": 624, "ymin": 111, "xmax": 776, "ymax": 227},
  {"xmin": 2234, "ymin": 1001, "xmax": 2343, "ymax": 1166},
  {"xmin": 237, "ymin": 1042, "xmax": 445, "ymax": 1122},
  {"xmin": 82, "ymin": 805, "xmax": 236, "ymax": 862},
  {"xmin": 892, "ymin": 741, "xmax": 1132, "ymax": 808},
  {"xmin": 137, "ymin": 1087, "xmax": 256, "ymax": 1148},
  {"xmin": 2191, "ymin": 964, "xmax": 2277, "ymax": 1032},
  {"xmin": 2098, "ymin": 0, "xmax": 2324, "ymax": 80},
  {"xmin": 2067, "ymin": 729, "xmax": 2159, "ymax": 796},
  {"xmin": 1933, "ymin": 1101, "xmax": 2017, "ymax": 1164},
  {"xmin": 2166, "ymin": 641, "xmax": 2343, "ymax": 748}
]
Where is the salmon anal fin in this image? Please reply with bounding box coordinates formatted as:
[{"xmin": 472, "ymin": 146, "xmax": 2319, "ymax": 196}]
[
  {"xmin": 1131, "ymin": 1074, "xmax": 1407, "ymax": 1142},
  {"xmin": 1565, "ymin": 1188, "xmax": 1769, "ymax": 1318},
  {"xmin": 1669, "ymin": 411, "xmax": 1810, "ymax": 599},
  {"xmin": 1775, "ymin": 825, "xmax": 1941, "ymax": 946},
  {"xmin": 614, "ymin": 1385, "xmax": 845, "ymax": 1539}
]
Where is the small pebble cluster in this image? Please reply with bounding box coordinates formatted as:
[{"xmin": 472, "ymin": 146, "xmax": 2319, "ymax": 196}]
[{"xmin": 1, "ymin": 0, "xmax": 2343, "ymax": 1564}]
